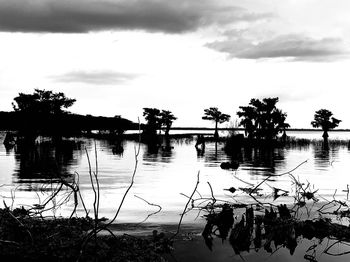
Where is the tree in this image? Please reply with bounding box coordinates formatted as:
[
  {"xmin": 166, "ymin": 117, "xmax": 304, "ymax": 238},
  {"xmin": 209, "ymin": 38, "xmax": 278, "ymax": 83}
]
[
  {"xmin": 143, "ymin": 108, "xmax": 177, "ymax": 138},
  {"xmin": 202, "ymin": 107, "xmax": 230, "ymax": 139},
  {"xmin": 11, "ymin": 89, "xmax": 76, "ymax": 143},
  {"xmin": 160, "ymin": 110, "xmax": 177, "ymax": 137},
  {"xmin": 12, "ymin": 89, "xmax": 76, "ymax": 114},
  {"xmin": 237, "ymin": 97, "xmax": 289, "ymax": 141},
  {"xmin": 143, "ymin": 108, "xmax": 161, "ymax": 136},
  {"xmin": 236, "ymin": 105, "xmax": 256, "ymax": 139},
  {"xmin": 311, "ymin": 109, "xmax": 341, "ymax": 144}
]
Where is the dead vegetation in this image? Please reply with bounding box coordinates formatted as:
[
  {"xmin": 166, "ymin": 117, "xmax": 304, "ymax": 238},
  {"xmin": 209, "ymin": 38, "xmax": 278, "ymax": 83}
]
[
  {"xmin": 178, "ymin": 160, "xmax": 350, "ymax": 261},
  {"xmin": 0, "ymin": 207, "xmax": 170, "ymax": 261},
  {"xmin": 2, "ymin": 134, "xmax": 350, "ymax": 261},
  {"xmin": 0, "ymin": 125, "xmax": 173, "ymax": 261}
]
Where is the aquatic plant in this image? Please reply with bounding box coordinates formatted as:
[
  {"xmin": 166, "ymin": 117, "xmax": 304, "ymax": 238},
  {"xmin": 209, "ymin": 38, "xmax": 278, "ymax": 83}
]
[{"xmin": 178, "ymin": 160, "xmax": 350, "ymax": 260}]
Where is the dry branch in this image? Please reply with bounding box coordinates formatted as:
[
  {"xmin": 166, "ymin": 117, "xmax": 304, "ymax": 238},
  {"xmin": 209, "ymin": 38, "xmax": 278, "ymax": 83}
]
[{"xmin": 171, "ymin": 171, "xmax": 200, "ymax": 240}]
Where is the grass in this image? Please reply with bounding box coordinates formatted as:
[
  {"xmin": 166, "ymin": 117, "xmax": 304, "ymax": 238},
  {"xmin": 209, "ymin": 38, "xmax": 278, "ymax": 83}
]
[{"xmin": 285, "ymin": 136, "xmax": 350, "ymax": 147}]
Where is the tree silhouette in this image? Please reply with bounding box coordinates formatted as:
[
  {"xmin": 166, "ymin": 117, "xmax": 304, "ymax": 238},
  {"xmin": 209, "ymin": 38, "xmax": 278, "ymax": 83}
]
[
  {"xmin": 202, "ymin": 107, "xmax": 230, "ymax": 139},
  {"xmin": 311, "ymin": 109, "xmax": 341, "ymax": 144},
  {"xmin": 236, "ymin": 105, "xmax": 256, "ymax": 139},
  {"xmin": 12, "ymin": 89, "xmax": 76, "ymax": 114},
  {"xmin": 237, "ymin": 97, "xmax": 289, "ymax": 141},
  {"xmin": 160, "ymin": 110, "xmax": 177, "ymax": 137},
  {"xmin": 143, "ymin": 108, "xmax": 161, "ymax": 136},
  {"xmin": 11, "ymin": 89, "xmax": 76, "ymax": 142}
]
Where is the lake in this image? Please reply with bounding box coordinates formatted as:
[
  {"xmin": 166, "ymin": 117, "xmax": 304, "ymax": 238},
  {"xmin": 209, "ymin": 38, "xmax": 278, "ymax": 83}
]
[
  {"xmin": 1, "ymin": 130, "xmax": 350, "ymax": 261},
  {"xmin": 1, "ymin": 130, "xmax": 350, "ymax": 221}
]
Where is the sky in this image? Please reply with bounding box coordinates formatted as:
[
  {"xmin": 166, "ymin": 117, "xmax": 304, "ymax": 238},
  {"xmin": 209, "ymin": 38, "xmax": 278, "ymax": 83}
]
[{"xmin": 0, "ymin": 0, "xmax": 350, "ymax": 128}]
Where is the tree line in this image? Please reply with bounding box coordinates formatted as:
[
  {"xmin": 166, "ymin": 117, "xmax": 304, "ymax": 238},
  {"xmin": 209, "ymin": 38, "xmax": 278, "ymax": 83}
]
[
  {"xmin": 0, "ymin": 89, "xmax": 137, "ymax": 142},
  {"xmin": 1, "ymin": 89, "xmax": 342, "ymax": 145},
  {"xmin": 143, "ymin": 97, "xmax": 341, "ymax": 145}
]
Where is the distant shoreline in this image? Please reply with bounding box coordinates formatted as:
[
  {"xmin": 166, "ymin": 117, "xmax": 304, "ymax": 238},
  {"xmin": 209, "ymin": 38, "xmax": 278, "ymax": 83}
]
[
  {"xmin": 1, "ymin": 128, "xmax": 350, "ymax": 132},
  {"xmin": 170, "ymin": 127, "xmax": 350, "ymax": 132}
]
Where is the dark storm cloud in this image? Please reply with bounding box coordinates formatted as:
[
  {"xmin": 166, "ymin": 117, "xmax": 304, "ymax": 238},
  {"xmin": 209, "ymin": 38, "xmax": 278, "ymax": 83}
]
[
  {"xmin": 207, "ymin": 34, "xmax": 349, "ymax": 61},
  {"xmin": 0, "ymin": 0, "xmax": 270, "ymax": 33},
  {"xmin": 52, "ymin": 71, "xmax": 138, "ymax": 85}
]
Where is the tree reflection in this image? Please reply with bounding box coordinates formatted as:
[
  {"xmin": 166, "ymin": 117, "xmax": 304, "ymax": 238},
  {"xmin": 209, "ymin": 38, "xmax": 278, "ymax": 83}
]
[
  {"xmin": 13, "ymin": 140, "xmax": 83, "ymax": 185},
  {"xmin": 142, "ymin": 137, "xmax": 174, "ymax": 164},
  {"xmin": 203, "ymin": 142, "xmax": 227, "ymax": 164},
  {"xmin": 196, "ymin": 140, "xmax": 287, "ymax": 174},
  {"xmin": 4, "ymin": 143, "xmax": 15, "ymax": 156},
  {"xmin": 195, "ymin": 146, "xmax": 205, "ymax": 158},
  {"xmin": 313, "ymin": 145, "xmax": 339, "ymax": 170},
  {"xmin": 160, "ymin": 137, "xmax": 174, "ymax": 159},
  {"xmin": 226, "ymin": 146, "xmax": 286, "ymax": 175},
  {"xmin": 100, "ymin": 137, "xmax": 125, "ymax": 156}
]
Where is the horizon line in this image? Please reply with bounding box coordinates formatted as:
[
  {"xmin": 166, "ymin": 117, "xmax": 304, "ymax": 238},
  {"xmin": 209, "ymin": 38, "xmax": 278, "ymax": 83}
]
[{"xmin": 170, "ymin": 127, "xmax": 350, "ymax": 132}]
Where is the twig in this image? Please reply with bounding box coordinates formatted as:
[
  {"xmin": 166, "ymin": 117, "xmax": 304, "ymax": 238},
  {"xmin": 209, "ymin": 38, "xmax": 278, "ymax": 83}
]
[
  {"xmin": 94, "ymin": 141, "xmax": 100, "ymax": 220},
  {"xmin": 251, "ymin": 160, "xmax": 308, "ymax": 193},
  {"xmin": 77, "ymin": 119, "xmax": 142, "ymax": 262},
  {"xmin": 324, "ymin": 240, "xmax": 350, "ymax": 256},
  {"xmin": 134, "ymin": 195, "xmax": 162, "ymax": 224},
  {"xmin": 106, "ymin": 118, "xmax": 141, "ymax": 226},
  {"xmin": 85, "ymin": 147, "xmax": 98, "ymax": 222},
  {"xmin": 171, "ymin": 171, "xmax": 200, "ymax": 240},
  {"xmin": 207, "ymin": 182, "xmax": 216, "ymax": 206},
  {"xmin": 74, "ymin": 171, "xmax": 89, "ymax": 217},
  {"xmin": 232, "ymin": 175, "xmax": 254, "ymax": 187},
  {"xmin": 0, "ymin": 239, "xmax": 19, "ymax": 245}
]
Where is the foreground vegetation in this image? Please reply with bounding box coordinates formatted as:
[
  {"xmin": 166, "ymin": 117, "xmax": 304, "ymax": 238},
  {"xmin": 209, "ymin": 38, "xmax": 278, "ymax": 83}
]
[
  {"xmin": 1, "ymin": 134, "xmax": 350, "ymax": 261},
  {"xmin": 0, "ymin": 207, "xmax": 171, "ymax": 261},
  {"xmin": 181, "ymin": 160, "xmax": 350, "ymax": 261},
  {"xmin": 0, "ymin": 139, "xmax": 175, "ymax": 261}
]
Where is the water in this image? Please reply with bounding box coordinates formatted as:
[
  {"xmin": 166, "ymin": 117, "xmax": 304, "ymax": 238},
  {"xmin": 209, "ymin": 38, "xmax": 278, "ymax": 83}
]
[
  {"xmin": 1, "ymin": 131, "xmax": 350, "ymax": 260},
  {"xmin": 169, "ymin": 236, "xmax": 350, "ymax": 262},
  {"xmin": 0, "ymin": 130, "xmax": 349, "ymax": 220}
]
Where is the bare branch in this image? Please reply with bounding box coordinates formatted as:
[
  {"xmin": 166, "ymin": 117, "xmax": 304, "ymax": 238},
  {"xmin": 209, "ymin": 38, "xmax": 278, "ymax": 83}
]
[
  {"xmin": 134, "ymin": 195, "xmax": 162, "ymax": 224},
  {"xmin": 171, "ymin": 171, "xmax": 200, "ymax": 240}
]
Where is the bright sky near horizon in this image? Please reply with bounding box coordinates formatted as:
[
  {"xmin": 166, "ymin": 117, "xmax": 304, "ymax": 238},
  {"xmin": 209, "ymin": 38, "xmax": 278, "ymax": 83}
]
[{"xmin": 0, "ymin": 0, "xmax": 350, "ymax": 128}]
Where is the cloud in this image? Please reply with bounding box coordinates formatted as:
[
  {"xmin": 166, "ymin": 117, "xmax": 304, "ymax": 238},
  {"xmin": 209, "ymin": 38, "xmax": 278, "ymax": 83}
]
[
  {"xmin": 207, "ymin": 34, "xmax": 350, "ymax": 61},
  {"xmin": 0, "ymin": 0, "xmax": 270, "ymax": 33},
  {"xmin": 51, "ymin": 70, "xmax": 138, "ymax": 85}
]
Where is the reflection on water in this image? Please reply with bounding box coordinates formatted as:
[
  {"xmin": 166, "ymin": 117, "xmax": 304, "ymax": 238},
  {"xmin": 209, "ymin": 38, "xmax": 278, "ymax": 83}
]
[
  {"xmin": 142, "ymin": 138, "xmax": 175, "ymax": 164},
  {"xmin": 313, "ymin": 146, "xmax": 337, "ymax": 170},
  {"xmin": 1, "ymin": 131, "xmax": 350, "ymax": 262},
  {"xmin": 99, "ymin": 138, "xmax": 124, "ymax": 156},
  {"xmin": 236, "ymin": 147, "xmax": 287, "ymax": 176},
  {"xmin": 13, "ymin": 140, "xmax": 84, "ymax": 181},
  {"xmin": 171, "ymin": 225, "xmax": 350, "ymax": 262},
  {"xmin": 202, "ymin": 205, "xmax": 350, "ymax": 258},
  {"xmin": 1, "ymin": 132, "xmax": 350, "ymax": 224}
]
